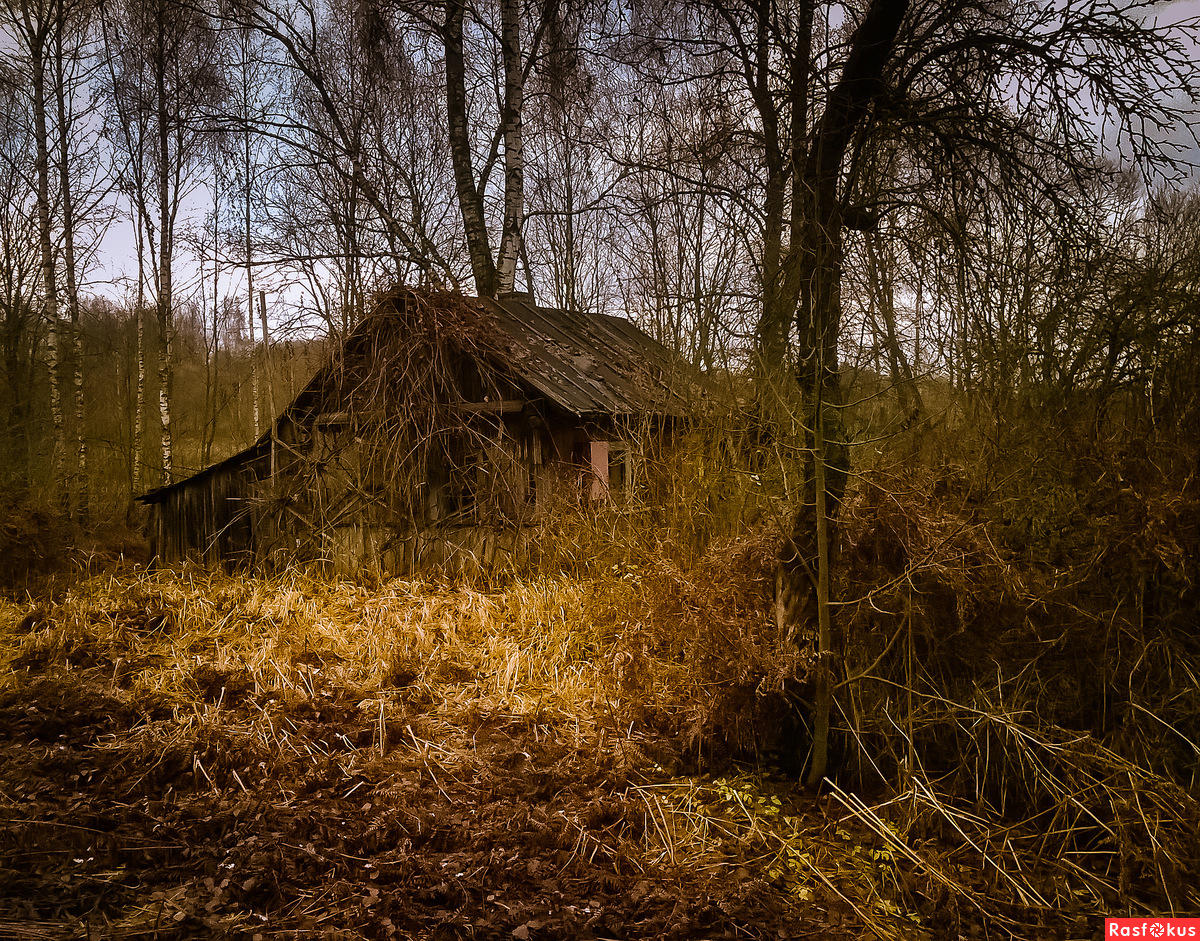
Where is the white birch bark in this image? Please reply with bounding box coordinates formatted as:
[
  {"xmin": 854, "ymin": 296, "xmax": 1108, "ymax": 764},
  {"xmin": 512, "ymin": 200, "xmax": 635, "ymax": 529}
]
[
  {"xmin": 155, "ymin": 17, "xmax": 173, "ymax": 484},
  {"xmin": 495, "ymin": 0, "xmax": 525, "ymax": 295},
  {"xmin": 133, "ymin": 210, "xmax": 146, "ymax": 494},
  {"xmin": 247, "ymin": 209, "xmax": 259, "ymax": 437},
  {"xmin": 203, "ymin": 171, "xmax": 220, "ymax": 465}
]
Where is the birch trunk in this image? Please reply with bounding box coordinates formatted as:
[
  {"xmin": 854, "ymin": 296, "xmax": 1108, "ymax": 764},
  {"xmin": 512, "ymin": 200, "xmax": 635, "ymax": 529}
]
[
  {"xmin": 158, "ymin": 278, "xmax": 172, "ymax": 485},
  {"xmin": 495, "ymin": 0, "xmax": 524, "ymax": 295},
  {"xmin": 444, "ymin": 0, "xmax": 497, "ymax": 297},
  {"xmin": 155, "ymin": 18, "xmax": 172, "ymax": 484},
  {"xmin": 247, "ymin": 185, "xmax": 259, "ymax": 437},
  {"xmin": 133, "ymin": 210, "xmax": 146, "ymax": 495},
  {"xmin": 203, "ymin": 177, "xmax": 220, "ymax": 465}
]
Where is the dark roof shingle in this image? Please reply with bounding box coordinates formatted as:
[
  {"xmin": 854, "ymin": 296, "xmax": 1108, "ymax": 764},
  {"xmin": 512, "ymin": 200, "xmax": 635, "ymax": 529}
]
[{"xmin": 483, "ymin": 294, "xmax": 696, "ymax": 416}]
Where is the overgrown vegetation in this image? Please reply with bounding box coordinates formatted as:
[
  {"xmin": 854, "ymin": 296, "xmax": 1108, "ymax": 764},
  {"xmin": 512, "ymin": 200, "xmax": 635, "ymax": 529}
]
[
  {"xmin": 4, "ymin": 392, "xmax": 1198, "ymax": 935},
  {"xmin": 4, "ymin": 0, "xmax": 1200, "ymax": 934}
]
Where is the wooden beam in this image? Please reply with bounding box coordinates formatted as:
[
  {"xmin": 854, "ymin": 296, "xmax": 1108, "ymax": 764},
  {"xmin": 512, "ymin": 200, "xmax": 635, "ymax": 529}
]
[{"xmin": 457, "ymin": 399, "xmax": 526, "ymax": 414}]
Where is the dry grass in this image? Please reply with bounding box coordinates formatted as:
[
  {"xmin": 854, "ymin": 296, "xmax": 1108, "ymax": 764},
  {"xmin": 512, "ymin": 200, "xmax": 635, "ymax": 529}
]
[{"xmin": 0, "ymin": 562, "xmax": 909, "ymax": 939}]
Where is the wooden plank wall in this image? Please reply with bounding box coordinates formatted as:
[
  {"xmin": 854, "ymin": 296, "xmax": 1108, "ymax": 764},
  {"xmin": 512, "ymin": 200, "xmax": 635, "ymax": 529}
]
[{"xmin": 150, "ymin": 461, "xmax": 259, "ymax": 566}]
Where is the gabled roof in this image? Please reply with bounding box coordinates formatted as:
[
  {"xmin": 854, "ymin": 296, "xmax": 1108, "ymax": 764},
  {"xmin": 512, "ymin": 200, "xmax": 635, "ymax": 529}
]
[
  {"xmin": 141, "ymin": 289, "xmax": 702, "ymax": 504},
  {"xmin": 481, "ymin": 293, "xmax": 697, "ymax": 417}
]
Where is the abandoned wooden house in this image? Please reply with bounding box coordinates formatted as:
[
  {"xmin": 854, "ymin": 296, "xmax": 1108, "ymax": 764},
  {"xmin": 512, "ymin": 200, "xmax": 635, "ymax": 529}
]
[{"xmin": 140, "ymin": 289, "xmax": 699, "ymax": 573}]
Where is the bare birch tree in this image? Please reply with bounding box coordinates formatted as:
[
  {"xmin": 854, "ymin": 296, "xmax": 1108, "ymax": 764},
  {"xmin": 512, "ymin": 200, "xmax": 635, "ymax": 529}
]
[
  {"xmin": 104, "ymin": 0, "xmax": 222, "ymax": 485},
  {"xmin": 5, "ymin": 0, "xmax": 65, "ymax": 499}
]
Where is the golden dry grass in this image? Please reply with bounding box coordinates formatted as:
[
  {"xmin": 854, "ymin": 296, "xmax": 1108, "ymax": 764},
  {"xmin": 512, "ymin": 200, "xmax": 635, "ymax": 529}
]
[{"xmin": 0, "ymin": 561, "xmax": 930, "ymax": 940}]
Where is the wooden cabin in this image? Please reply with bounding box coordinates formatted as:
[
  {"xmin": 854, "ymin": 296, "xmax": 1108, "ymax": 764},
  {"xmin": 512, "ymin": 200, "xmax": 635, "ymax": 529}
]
[{"xmin": 140, "ymin": 288, "xmax": 699, "ymax": 573}]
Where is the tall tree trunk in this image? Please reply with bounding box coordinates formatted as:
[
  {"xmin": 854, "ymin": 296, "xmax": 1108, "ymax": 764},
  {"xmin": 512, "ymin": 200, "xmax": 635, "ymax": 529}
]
[
  {"xmin": 103, "ymin": 10, "xmax": 149, "ymax": 499},
  {"xmin": 133, "ymin": 210, "xmax": 146, "ymax": 496},
  {"xmin": 258, "ymin": 290, "xmax": 275, "ymax": 421},
  {"xmin": 203, "ymin": 178, "xmax": 220, "ymax": 466},
  {"xmin": 246, "ymin": 156, "xmax": 260, "ymax": 437},
  {"xmin": 240, "ymin": 26, "xmax": 261, "ymax": 438},
  {"xmin": 157, "ymin": 272, "xmax": 172, "ymax": 485},
  {"xmin": 750, "ymin": 0, "xmax": 793, "ymax": 372},
  {"xmin": 776, "ymin": 0, "xmax": 910, "ymax": 784},
  {"xmin": 791, "ymin": 208, "xmax": 851, "ymax": 787},
  {"xmin": 29, "ymin": 25, "xmax": 64, "ymax": 499},
  {"xmin": 53, "ymin": 12, "xmax": 87, "ymax": 520},
  {"xmin": 495, "ymin": 0, "xmax": 524, "ymax": 294},
  {"xmin": 805, "ymin": 374, "xmax": 834, "ymax": 786},
  {"xmin": 3, "ymin": 310, "xmax": 30, "ymax": 495},
  {"xmin": 559, "ymin": 117, "xmax": 578, "ymax": 311},
  {"xmin": 156, "ymin": 18, "xmax": 173, "ymax": 484},
  {"xmin": 444, "ymin": 0, "xmax": 497, "ymax": 297}
]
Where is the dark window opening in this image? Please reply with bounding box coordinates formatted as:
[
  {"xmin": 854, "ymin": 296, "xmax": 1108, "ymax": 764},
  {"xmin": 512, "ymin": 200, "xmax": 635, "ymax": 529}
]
[
  {"xmin": 570, "ymin": 440, "xmax": 588, "ymax": 500},
  {"xmin": 609, "ymin": 443, "xmax": 629, "ymax": 493}
]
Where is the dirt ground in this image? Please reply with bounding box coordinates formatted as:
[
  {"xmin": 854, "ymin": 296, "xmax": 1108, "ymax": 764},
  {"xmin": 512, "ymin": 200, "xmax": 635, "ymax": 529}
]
[{"xmin": 0, "ymin": 568, "xmax": 909, "ymax": 940}]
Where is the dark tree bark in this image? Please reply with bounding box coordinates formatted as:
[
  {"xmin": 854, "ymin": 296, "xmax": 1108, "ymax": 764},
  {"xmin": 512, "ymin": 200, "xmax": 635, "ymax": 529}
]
[
  {"xmin": 773, "ymin": 0, "xmax": 911, "ymax": 785},
  {"xmin": 15, "ymin": 3, "xmax": 66, "ymax": 498}
]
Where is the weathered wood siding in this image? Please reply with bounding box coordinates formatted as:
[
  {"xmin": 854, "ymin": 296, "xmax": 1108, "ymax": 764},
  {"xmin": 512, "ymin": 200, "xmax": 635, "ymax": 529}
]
[{"xmin": 148, "ymin": 451, "xmax": 266, "ymax": 566}]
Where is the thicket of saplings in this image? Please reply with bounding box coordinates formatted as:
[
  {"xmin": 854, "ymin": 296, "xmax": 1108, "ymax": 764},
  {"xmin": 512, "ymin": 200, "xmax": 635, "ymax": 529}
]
[
  {"xmin": 2, "ymin": 353, "xmax": 1198, "ymax": 933},
  {"xmin": 517, "ymin": 369, "xmax": 1200, "ymax": 914}
]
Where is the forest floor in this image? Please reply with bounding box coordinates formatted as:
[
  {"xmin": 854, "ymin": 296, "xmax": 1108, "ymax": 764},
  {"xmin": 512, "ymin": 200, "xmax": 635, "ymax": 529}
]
[{"xmin": 0, "ymin": 564, "xmax": 930, "ymax": 941}]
